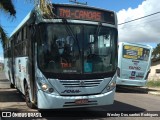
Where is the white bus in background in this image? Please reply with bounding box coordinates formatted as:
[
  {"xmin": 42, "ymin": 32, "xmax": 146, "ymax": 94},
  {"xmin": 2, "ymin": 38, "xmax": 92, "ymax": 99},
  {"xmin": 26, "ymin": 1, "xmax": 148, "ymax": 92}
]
[{"xmin": 117, "ymin": 42, "xmax": 152, "ymax": 87}]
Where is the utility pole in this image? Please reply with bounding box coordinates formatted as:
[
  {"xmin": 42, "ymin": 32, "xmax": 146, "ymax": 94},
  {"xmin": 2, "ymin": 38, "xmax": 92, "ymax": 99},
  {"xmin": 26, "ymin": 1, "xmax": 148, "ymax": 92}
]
[{"xmin": 69, "ymin": 0, "xmax": 87, "ymax": 5}]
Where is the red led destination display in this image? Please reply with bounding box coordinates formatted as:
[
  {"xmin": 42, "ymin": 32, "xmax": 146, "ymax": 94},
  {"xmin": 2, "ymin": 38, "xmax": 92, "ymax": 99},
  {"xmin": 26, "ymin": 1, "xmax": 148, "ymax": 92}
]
[
  {"xmin": 58, "ymin": 8, "xmax": 102, "ymax": 21},
  {"xmin": 54, "ymin": 5, "xmax": 115, "ymax": 24}
]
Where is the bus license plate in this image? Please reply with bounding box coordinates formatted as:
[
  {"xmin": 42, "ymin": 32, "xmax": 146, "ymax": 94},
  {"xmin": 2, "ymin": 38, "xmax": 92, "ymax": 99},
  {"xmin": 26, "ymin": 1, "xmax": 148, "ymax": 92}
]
[{"xmin": 75, "ymin": 99, "xmax": 88, "ymax": 104}]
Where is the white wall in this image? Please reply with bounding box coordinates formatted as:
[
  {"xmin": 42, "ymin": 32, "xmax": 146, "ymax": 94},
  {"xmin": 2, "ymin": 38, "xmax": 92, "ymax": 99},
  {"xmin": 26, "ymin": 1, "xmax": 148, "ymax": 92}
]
[{"xmin": 148, "ymin": 60, "xmax": 160, "ymax": 81}]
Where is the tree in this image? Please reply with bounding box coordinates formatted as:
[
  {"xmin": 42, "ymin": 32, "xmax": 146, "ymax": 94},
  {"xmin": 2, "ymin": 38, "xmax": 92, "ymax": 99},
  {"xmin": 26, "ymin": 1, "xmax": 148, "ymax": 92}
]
[
  {"xmin": 0, "ymin": 0, "xmax": 16, "ymax": 49},
  {"xmin": 152, "ymin": 43, "xmax": 160, "ymax": 59},
  {"xmin": 0, "ymin": 0, "xmax": 54, "ymax": 49},
  {"xmin": 38, "ymin": 0, "xmax": 55, "ymax": 18}
]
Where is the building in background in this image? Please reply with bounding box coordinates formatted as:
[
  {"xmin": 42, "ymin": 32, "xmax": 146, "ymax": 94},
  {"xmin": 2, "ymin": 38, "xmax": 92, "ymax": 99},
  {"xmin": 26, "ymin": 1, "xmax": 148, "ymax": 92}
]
[{"xmin": 148, "ymin": 57, "xmax": 160, "ymax": 81}]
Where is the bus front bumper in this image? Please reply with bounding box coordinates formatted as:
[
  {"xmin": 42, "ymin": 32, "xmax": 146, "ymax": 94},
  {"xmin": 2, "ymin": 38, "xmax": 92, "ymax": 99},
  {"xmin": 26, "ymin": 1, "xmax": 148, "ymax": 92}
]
[
  {"xmin": 37, "ymin": 88, "xmax": 115, "ymax": 109},
  {"xmin": 116, "ymin": 77, "xmax": 147, "ymax": 86}
]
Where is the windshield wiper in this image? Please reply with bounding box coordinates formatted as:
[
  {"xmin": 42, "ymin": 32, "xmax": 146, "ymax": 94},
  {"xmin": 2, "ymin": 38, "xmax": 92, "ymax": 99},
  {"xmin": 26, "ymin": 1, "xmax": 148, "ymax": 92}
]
[
  {"xmin": 96, "ymin": 22, "xmax": 102, "ymax": 38},
  {"xmin": 89, "ymin": 22, "xmax": 102, "ymax": 55},
  {"xmin": 62, "ymin": 19, "xmax": 81, "ymax": 55}
]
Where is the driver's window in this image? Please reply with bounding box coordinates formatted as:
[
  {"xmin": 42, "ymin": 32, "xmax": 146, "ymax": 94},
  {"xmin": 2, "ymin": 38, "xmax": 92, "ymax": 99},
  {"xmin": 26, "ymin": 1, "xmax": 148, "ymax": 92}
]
[{"xmin": 98, "ymin": 34, "xmax": 111, "ymax": 55}]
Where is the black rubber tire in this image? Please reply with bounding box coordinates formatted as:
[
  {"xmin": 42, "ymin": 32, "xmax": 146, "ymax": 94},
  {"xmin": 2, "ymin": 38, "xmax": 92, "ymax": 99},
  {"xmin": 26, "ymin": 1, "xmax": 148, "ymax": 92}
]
[
  {"xmin": 10, "ymin": 83, "xmax": 15, "ymax": 88},
  {"xmin": 24, "ymin": 84, "xmax": 35, "ymax": 109}
]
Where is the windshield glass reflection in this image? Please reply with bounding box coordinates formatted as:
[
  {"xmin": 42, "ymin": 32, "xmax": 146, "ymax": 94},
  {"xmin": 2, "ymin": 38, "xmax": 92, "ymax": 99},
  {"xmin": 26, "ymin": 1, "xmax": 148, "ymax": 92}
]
[{"xmin": 37, "ymin": 24, "xmax": 116, "ymax": 74}]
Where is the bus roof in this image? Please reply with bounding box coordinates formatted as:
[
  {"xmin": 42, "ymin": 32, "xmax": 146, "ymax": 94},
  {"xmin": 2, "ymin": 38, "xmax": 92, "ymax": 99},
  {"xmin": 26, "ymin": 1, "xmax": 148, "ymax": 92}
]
[
  {"xmin": 9, "ymin": 3, "xmax": 117, "ymax": 38},
  {"xmin": 10, "ymin": 11, "xmax": 32, "ymax": 38}
]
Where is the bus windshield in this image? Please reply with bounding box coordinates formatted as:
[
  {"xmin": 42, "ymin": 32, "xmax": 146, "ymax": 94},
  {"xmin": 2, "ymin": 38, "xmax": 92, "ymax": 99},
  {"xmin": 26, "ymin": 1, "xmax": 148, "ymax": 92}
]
[{"xmin": 37, "ymin": 23, "xmax": 117, "ymax": 74}]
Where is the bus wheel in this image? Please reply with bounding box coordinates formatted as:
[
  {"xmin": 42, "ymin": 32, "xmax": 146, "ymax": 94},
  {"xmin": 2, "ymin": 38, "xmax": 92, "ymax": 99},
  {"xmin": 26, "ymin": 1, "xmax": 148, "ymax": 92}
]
[
  {"xmin": 24, "ymin": 84, "xmax": 35, "ymax": 109},
  {"xmin": 10, "ymin": 83, "xmax": 15, "ymax": 88}
]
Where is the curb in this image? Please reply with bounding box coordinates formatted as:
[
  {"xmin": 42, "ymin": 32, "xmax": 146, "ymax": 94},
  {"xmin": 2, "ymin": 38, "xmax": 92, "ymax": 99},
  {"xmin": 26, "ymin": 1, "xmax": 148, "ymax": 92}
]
[
  {"xmin": 132, "ymin": 87, "xmax": 160, "ymax": 96},
  {"xmin": 148, "ymin": 91, "xmax": 160, "ymax": 96},
  {"xmin": 147, "ymin": 87, "xmax": 160, "ymax": 96},
  {"xmin": 117, "ymin": 86, "xmax": 160, "ymax": 96}
]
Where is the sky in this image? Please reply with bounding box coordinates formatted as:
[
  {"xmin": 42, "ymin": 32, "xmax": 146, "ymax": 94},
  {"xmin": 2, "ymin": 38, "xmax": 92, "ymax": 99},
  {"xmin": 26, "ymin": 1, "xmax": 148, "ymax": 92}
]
[{"xmin": 0, "ymin": 0, "xmax": 160, "ymax": 61}]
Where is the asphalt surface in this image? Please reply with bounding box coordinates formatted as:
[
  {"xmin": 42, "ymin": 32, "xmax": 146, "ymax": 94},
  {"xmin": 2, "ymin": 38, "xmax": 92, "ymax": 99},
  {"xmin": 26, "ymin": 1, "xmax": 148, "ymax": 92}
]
[
  {"xmin": 116, "ymin": 85, "xmax": 160, "ymax": 96},
  {"xmin": 0, "ymin": 71, "xmax": 160, "ymax": 120}
]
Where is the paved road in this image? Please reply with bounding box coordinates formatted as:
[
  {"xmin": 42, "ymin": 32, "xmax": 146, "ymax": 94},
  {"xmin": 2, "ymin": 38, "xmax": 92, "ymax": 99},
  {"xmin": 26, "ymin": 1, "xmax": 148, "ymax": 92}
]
[
  {"xmin": 0, "ymin": 72, "xmax": 9, "ymax": 89},
  {"xmin": 0, "ymin": 72, "xmax": 160, "ymax": 120}
]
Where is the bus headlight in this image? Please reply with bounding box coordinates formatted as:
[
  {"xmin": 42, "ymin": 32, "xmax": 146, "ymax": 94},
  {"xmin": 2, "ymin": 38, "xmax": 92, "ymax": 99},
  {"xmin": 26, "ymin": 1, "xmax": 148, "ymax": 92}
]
[
  {"xmin": 106, "ymin": 75, "xmax": 117, "ymax": 91},
  {"xmin": 38, "ymin": 77, "xmax": 54, "ymax": 93},
  {"xmin": 41, "ymin": 83, "xmax": 48, "ymax": 91},
  {"xmin": 106, "ymin": 81, "xmax": 116, "ymax": 91}
]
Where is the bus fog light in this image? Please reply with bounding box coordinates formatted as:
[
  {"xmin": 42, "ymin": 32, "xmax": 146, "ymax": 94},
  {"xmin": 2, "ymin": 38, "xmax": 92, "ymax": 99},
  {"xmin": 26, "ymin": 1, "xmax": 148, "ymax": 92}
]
[
  {"xmin": 49, "ymin": 88, "xmax": 54, "ymax": 93},
  {"xmin": 41, "ymin": 84, "xmax": 48, "ymax": 91}
]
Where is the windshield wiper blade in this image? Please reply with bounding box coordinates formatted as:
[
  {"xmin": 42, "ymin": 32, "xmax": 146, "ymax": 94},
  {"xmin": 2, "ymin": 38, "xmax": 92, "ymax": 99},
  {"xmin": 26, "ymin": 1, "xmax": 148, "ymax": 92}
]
[
  {"xmin": 62, "ymin": 19, "xmax": 81, "ymax": 55},
  {"xmin": 96, "ymin": 22, "xmax": 102, "ymax": 37}
]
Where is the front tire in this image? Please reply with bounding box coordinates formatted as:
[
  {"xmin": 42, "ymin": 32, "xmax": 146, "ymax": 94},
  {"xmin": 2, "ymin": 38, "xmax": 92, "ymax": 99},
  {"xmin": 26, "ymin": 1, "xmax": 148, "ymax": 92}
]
[
  {"xmin": 10, "ymin": 83, "xmax": 15, "ymax": 88},
  {"xmin": 24, "ymin": 84, "xmax": 35, "ymax": 109}
]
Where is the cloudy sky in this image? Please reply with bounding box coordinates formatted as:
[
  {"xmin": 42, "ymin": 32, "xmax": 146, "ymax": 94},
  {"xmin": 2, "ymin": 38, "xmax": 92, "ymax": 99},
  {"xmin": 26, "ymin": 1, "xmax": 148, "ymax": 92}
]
[
  {"xmin": 117, "ymin": 0, "xmax": 160, "ymax": 47},
  {"xmin": 0, "ymin": 0, "xmax": 160, "ymax": 60}
]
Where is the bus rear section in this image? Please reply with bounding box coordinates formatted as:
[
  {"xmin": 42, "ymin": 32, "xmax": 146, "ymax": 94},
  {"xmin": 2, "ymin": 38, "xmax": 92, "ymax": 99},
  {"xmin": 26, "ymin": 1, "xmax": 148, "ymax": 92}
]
[{"xmin": 117, "ymin": 42, "xmax": 152, "ymax": 87}]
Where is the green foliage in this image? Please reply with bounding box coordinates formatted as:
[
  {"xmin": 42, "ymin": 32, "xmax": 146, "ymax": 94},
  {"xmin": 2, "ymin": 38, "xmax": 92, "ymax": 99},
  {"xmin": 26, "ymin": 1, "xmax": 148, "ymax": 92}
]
[
  {"xmin": 147, "ymin": 80, "xmax": 160, "ymax": 87},
  {"xmin": 0, "ymin": 0, "xmax": 16, "ymax": 49},
  {"xmin": 152, "ymin": 43, "xmax": 160, "ymax": 59},
  {"xmin": 0, "ymin": 0, "xmax": 16, "ymax": 16},
  {"xmin": 0, "ymin": 25, "xmax": 8, "ymax": 49}
]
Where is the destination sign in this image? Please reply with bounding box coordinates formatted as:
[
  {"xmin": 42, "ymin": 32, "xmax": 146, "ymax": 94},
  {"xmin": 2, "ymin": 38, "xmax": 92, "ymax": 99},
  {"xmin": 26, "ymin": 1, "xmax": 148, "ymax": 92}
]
[
  {"xmin": 58, "ymin": 8, "xmax": 101, "ymax": 21},
  {"xmin": 54, "ymin": 5, "xmax": 115, "ymax": 24}
]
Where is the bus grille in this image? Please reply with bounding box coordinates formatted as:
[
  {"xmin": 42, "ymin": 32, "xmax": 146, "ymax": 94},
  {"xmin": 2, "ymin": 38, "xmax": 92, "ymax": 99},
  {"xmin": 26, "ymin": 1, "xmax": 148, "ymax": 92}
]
[
  {"xmin": 59, "ymin": 79, "xmax": 103, "ymax": 88},
  {"xmin": 63, "ymin": 100, "xmax": 97, "ymax": 107}
]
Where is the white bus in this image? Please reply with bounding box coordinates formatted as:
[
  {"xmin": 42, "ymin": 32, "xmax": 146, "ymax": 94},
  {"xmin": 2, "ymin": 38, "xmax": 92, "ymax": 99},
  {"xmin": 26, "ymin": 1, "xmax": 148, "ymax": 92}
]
[
  {"xmin": 117, "ymin": 42, "xmax": 152, "ymax": 87},
  {"xmin": 4, "ymin": 3, "xmax": 118, "ymax": 109}
]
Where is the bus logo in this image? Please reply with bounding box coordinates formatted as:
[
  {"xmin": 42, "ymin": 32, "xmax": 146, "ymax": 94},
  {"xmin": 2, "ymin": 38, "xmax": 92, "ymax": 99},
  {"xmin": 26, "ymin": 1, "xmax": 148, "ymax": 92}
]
[
  {"xmin": 129, "ymin": 66, "xmax": 141, "ymax": 70},
  {"xmin": 61, "ymin": 89, "xmax": 81, "ymax": 93},
  {"xmin": 131, "ymin": 71, "xmax": 136, "ymax": 76},
  {"xmin": 134, "ymin": 62, "xmax": 138, "ymax": 65},
  {"xmin": 132, "ymin": 60, "xmax": 139, "ymax": 63},
  {"xmin": 80, "ymin": 81, "xmax": 85, "ymax": 86},
  {"xmin": 132, "ymin": 60, "xmax": 139, "ymax": 65}
]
